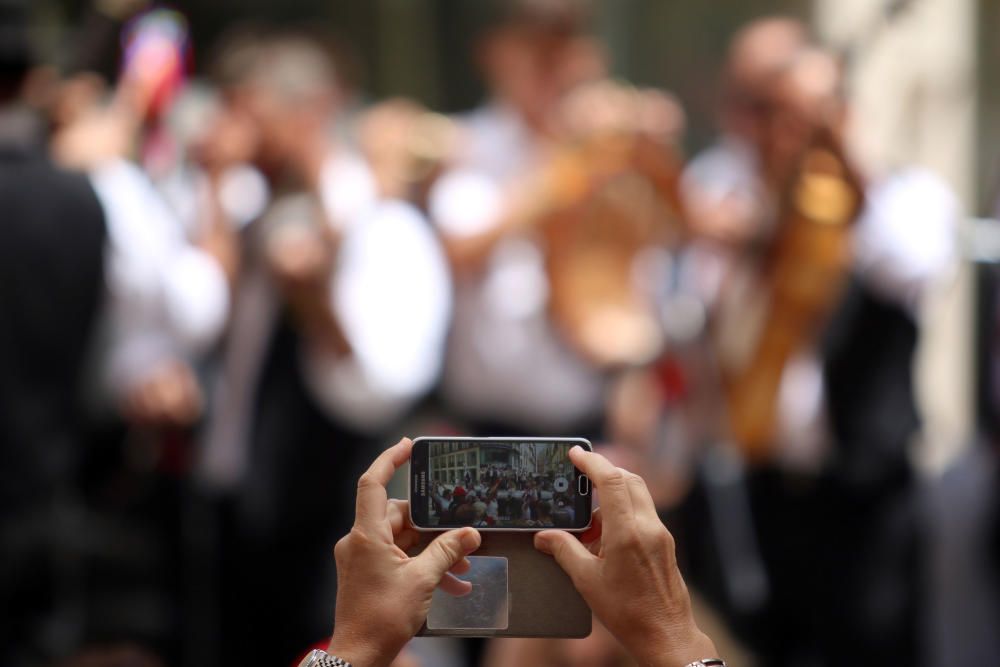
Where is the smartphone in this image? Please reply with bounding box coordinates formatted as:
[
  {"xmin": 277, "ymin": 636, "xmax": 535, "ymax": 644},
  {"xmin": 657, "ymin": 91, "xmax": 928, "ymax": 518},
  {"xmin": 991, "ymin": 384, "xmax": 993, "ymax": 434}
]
[
  {"xmin": 120, "ymin": 8, "xmax": 190, "ymax": 122},
  {"xmin": 409, "ymin": 437, "xmax": 592, "ymax": 531}
]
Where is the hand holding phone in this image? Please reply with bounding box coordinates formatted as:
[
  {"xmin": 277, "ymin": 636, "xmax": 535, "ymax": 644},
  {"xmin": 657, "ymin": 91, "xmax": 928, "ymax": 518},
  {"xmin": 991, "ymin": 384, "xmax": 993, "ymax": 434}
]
[
  {"xmin": 330, "ymin": 438, "xmax": 482, "ymax": 667},
  {"xmin": 534, "ymin": 447, "xmax": 719, "ymax": 667},
  {"xmin": 408, "ymin": 437, "xmax": 593, "ymax": 531}
]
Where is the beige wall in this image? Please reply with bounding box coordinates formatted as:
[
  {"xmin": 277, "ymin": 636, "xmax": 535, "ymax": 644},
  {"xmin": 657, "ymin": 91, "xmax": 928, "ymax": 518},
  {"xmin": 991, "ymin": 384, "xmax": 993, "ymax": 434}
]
[{"xmin": 814, "ymin": 0, "xmax": 978, "ymax": 470}]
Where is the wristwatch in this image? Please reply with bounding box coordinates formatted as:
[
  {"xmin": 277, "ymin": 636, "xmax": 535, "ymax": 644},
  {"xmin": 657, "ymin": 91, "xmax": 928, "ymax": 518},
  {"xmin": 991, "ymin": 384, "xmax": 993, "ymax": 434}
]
[
  {"xmin": 684, "ymin": 660, "xmax": 726, "ymax": 667},
  {"xmin": 298, "ymin": 649, "xmax": 352, "ymax": 667}
]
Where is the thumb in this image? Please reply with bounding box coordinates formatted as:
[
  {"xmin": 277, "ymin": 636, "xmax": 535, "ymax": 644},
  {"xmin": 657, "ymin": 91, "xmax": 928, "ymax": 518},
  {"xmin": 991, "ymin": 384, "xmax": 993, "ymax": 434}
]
[
  {"xmin": 535, "ymin": 530, "xmax": 594, "ymax": 583},
  {"xmin": 413, "ymin": 528, "xmax": 481, "ymax": 583}
]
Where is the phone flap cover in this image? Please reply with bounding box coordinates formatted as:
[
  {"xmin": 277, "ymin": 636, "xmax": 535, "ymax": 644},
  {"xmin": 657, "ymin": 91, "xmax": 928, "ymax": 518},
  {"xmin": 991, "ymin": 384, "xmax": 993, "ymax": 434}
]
[{"xmin": 414, "ymin": 531, "xmax": 592, "ymax": 638}]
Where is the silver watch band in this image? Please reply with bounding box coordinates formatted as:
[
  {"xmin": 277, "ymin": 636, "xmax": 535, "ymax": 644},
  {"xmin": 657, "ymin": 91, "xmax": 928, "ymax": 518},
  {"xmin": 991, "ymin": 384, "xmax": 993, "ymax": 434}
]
[{"xmin": 300, "ymin": 648, "xmax": 353, "ymax": 667}]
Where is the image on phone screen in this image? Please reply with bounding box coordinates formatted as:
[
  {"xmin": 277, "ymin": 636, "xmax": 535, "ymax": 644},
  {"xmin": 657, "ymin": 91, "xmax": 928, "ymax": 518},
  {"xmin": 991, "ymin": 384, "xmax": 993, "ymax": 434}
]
[{"xmin": 410, "ymin": 438, "xmax": 592, "ymax": 530}]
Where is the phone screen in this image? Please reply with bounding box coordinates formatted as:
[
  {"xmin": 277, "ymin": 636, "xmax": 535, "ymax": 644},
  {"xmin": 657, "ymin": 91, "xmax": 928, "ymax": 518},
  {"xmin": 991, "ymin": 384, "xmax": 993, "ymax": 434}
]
[{"xmin": 410, "ymin": 438, "xmax": 592, "ymax": 531}]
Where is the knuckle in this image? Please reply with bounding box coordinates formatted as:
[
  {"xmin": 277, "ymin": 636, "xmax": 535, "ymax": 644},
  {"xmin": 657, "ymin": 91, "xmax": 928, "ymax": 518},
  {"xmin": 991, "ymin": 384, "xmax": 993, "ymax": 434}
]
[
  {"xmin": 333, "ymin": 534, "xmax": 352, "ymax": 560},
  {"xmin": 649, "ymin": 526, "xmax": 675, "ymax": 551},
  {"xmin": 619, "ymin": 528, "xmax": 643, "ymax": 551},
  {"xmin": 626, "ymin": 472, "xmax": 648, "ymax": 489},
  {"xmin": 601, "ymin": 467, "xmax": 627, "ymax": 486},
  {"xmin": 356, "ymin": 473, "xmax": 376, "ymax": 491},
  {"xmin": 434, "ymin": 536, "xmax": 461, "ymax": 562},
  {"xmin": 551, "ymin": 537, "xmax": 571, "ymax": 560}
]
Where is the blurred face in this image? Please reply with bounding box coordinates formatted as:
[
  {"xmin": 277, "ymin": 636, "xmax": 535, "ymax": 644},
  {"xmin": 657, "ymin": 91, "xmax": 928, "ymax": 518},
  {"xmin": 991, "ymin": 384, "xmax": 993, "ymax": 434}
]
[
  {"xmin": 479, "ymin": 26, "xmax": 605, "ymax": 132},
  {"xmin": 238, "ymin": 82, "xmax": 335, "ymax": 172},
  {"xmin": 721, "ymin": 19, "xmax": 807, "ymax": 147},
  {"xmin": 192, "ymin": 90, "xmax": 259, "ymax": 172},
  {"xmin": 760, "ymin": 52, "xmax": 845, "ymax": 186}
]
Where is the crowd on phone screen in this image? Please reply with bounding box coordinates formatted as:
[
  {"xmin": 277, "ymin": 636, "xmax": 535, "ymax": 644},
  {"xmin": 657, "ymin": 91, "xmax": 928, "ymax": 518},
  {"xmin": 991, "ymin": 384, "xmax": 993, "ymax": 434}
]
[
  {"xmin": 1, "ymin": 0, "xmax": 988, "ymax": 666},
  {"xmin": 430, "ymin": 466, "xmax": 577, "ymax": 528}
]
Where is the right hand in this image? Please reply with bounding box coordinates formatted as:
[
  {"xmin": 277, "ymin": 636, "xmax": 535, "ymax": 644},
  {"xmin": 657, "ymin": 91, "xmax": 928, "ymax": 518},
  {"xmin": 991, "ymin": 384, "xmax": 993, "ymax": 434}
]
[{"xmin": 534, "ymin": 446, "xmax": 718, "ymax": 667}]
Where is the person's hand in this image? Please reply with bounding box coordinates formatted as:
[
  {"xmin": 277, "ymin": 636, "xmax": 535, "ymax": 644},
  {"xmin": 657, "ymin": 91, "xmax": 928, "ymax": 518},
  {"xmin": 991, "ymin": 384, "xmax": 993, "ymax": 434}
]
[
  {"xmin": 51, "ymin": 103, "xmax": 135, "ymax": 171},
  {"xmin": 329, "ymin": 438, "xmax": 482, "ymax": 667},
  {"xmin": 266, "ymin": 222, "xmax": 333, "ymax": 293},
  {"xmin": 534, "ymin": 446, "xmax": 718, "ymax": 667},
  {"xmin": 122, "ymin": 359, "xmax": 203, "ymax": 428},
  {"xmin": 190, "ymin": 105, "xmax": 259, "ymax": 179}
]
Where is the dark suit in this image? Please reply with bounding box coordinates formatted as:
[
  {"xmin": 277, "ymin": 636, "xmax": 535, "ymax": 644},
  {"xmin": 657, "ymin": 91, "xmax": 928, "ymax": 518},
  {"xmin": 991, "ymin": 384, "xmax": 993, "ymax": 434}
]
[
  {"xmin": 0, "ymin": 142, "xmax": 106, "ymax": 665},
  {"xmin": 211, "ymin": 206, "xmax": 380, "ymax": 667},
  {"xmin": 678, "ymin": 276, "xmax": 924, "ymax": 666}
]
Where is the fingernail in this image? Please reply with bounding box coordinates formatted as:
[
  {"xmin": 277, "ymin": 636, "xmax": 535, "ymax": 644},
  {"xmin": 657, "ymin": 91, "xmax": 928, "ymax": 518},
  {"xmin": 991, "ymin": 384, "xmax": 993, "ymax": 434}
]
[
  {"xmin": 461, "ymin": 529, "xmax": 481, "ymax": 551},
  {"xmin": 569, "ymin": 446, "xmax": 583, "ymax": 456}
]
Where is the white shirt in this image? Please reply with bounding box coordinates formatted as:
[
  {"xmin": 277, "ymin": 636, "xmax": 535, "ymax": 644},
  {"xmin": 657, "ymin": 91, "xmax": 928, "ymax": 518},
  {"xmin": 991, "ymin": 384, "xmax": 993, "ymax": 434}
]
[
  {"xmin": 680, "ymin": 136, "xmax": 761, "ymax": 214},
  {"xmin": 89, "ymin": 158, "xmax": 230, "ymax": 399},
  {"xmin": 200, "ymin": 151, "xmax": 451, "ymax": 488},
  {"xmin": 303, "ymin": 194, "xmax": 452, "ymax": 430},
  {"xmin": 429, "ymin": 103, "xmax": 606, "ymax": 432}
]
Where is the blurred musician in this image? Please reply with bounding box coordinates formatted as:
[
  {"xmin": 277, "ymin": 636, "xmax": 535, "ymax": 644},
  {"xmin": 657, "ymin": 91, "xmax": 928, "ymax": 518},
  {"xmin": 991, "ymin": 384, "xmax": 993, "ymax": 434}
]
[
  {"xmin": 682, "ymin": 17, "xmax": 808, "ymax": 248},
  {"xmin": 676, "ymin": 19, "xmax": 957, "ymax": 665},
  {"xmin": 197, "ymin": 31, "xmax": 450, "ymax": 666},
  {"xmin": 428, "ymin": 0, "xmax": 683, "ymax": 439}
]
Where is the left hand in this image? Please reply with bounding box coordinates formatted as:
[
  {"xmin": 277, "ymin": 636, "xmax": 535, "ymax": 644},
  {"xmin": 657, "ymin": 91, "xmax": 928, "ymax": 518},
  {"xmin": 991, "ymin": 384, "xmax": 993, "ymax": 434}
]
[{"xmin": 329, "ymin": 438, "xmax": 482, "ymax": 667}]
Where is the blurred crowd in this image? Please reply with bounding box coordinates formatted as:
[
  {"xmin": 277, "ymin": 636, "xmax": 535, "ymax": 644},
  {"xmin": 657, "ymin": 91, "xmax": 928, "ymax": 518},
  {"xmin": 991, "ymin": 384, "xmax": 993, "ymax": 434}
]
[
  {"xmin": 0, "ymin": 0, "xmax": 983, "ymax": 666},
  {"xmin": 430, "ymin": 464, "xmax": 577, "ymax": 528}
]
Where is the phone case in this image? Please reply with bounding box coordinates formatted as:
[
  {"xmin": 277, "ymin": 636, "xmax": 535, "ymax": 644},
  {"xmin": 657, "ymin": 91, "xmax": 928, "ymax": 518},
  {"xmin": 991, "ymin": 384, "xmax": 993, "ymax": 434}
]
[{"xmin": 413, "ymin": 531, "xmax": 592, "ymax": 638}]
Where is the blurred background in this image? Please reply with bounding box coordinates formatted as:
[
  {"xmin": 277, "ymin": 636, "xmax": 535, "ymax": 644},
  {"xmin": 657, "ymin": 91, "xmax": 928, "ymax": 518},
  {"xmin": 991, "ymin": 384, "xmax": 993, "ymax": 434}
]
[{"xmin": 1, "ymin": 0, "xmax": 997, "ymax": 665}]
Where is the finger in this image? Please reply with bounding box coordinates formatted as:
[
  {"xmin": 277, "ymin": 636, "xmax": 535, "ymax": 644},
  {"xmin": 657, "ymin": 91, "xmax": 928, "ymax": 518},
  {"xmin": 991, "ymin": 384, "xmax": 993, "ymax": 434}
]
[
  {"xmin": 387, "ymin": 499, "xmax": 413, "ymax": 536},
  {"xmin": 625, "ymin": 472, "xmax": 659, "ymax": 520},
  {"xmin": 534, "ymin": 530, "xmax": 596, "ymax": 588},
  {"xmin": 437, "ymin": 572, "xmax": 473, "ymax": 597},
  {"xmin": 450, "ymin": 557, "xmax": 472, "ymax": 576},
  {"xmin": 569, "ymin": 447, "xmax": 634, "ymax": 535},
  {"xmin": 411, "ymin": 528, "xmax": 481, "ymax": 584},
  {"xmin": 355, "ymin": 438, "xmax": 413, "ymax": 529}
]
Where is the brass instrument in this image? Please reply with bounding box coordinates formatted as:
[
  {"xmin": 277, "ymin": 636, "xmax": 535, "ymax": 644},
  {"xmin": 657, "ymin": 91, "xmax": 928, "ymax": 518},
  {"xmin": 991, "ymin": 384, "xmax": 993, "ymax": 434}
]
[
  {"xmin": 359, "ymin": 83, "xmax": 688, "ymax": 369},
  {"xmin": 538, "ymin": 81, "xmax": 688, "ymax": 368},
  {"xmin": 356, "ymin": 97, "xmax": 459, "ymax": 209},
  {"xmin": 722, "ymin": 123, "xmax": 864, "ymax": 461}
]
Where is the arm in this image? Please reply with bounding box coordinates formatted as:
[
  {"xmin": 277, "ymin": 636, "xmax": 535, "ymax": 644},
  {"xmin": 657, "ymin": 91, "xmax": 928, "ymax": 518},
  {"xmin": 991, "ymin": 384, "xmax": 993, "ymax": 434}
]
[
  {"xmin": 428, "ymin": 166, "xmax": 558, "ymax": 275},
  {"xmin": 327, "ymin": 439, "xmax": 481, "ymax": 667},
  {"xmin": 325, "ymin": 442, "xmax": 720, "ymax": 667},
  {"xmin": 534, "ymin": 447, "xmax": 720, "ymax": 667},
  {"xmin": 90, "ymin": 159, "xmax": 229, "ymax": 421},
  {"xmin": 265, "ymin": 148, "xmax": 377, "ymax": 366},
  {"xmin": 265, "ymin": 214, "xmax": 353, "ymax": 360},
  {"xmin": 300, "ymin": 201, "xmax": 451, "ymax": 431}
]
